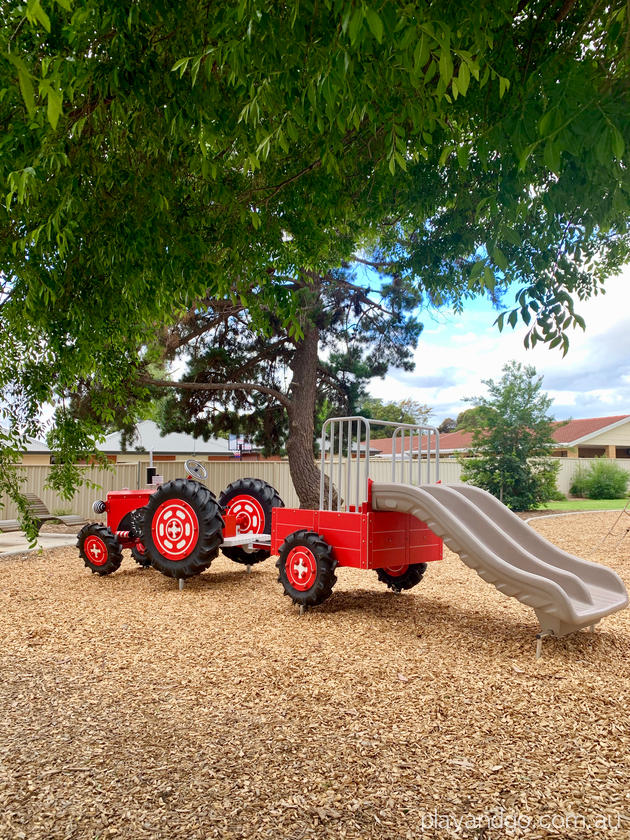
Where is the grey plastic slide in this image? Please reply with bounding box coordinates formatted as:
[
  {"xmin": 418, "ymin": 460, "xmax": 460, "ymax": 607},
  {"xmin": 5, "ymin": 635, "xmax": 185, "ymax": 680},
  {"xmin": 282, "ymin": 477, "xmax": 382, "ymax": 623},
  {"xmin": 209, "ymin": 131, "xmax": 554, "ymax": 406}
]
[{"xmin": 371, "ymin": 483, "xmax": 629, "ymax": 636}]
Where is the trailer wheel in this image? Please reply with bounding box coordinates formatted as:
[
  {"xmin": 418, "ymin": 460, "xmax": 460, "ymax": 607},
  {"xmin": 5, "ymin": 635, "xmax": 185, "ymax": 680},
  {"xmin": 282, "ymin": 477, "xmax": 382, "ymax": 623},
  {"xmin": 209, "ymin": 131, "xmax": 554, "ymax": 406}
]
[
  {"xmin": 77, "ymin": 523, "xmax": 124, "ymax": 576},
  {"xmin": 218, "ymin": 478, "xmax": 284, "ymax": 565},
  {"xmin": 142, "ymin": 479, "xmax": 223, "ymax": 579},
  {"xmin": 376, "ymin": 563, "xmax": 427, "ymax": 592},
  {"xmin": 276, "ymin": 530, "xmax": 337, "ymax": 607}
]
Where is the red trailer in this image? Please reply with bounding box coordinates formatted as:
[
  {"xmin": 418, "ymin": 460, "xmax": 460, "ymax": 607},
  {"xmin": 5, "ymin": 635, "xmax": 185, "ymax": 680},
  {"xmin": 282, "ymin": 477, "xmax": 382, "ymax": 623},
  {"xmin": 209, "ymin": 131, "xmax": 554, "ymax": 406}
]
[{"xmin": 270, "ymin": 417, "xmax": 442, "ymax": 606}]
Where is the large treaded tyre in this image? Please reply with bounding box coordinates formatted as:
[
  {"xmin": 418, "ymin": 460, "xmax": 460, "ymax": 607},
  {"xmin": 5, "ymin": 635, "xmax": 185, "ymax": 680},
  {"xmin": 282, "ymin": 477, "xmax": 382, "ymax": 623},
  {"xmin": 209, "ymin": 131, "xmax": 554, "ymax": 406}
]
[
  {"xmin": 141, "ymin": 479, "xmax": 224, "ymax": 580},
  {"xmin": 119, "ymin": 509, "xmax": 151, "ymax": 567},
  {"xmin": 218, "ymin": 478, "xmax": 284, "ymax": 565},
  {"xmin": 77, "ymin": 523, "xmax": 124, "ymax": 576},
  {"xmin": 376, "ymin": 563, "xmax": 427, "ymax": 592},
  {"xmin": 276, "ymin": 530, "xmax": 337, "ymax": 607},
  {"xmin": 131, "ymin": 544, "xmax": 151, "ymax": 568}
]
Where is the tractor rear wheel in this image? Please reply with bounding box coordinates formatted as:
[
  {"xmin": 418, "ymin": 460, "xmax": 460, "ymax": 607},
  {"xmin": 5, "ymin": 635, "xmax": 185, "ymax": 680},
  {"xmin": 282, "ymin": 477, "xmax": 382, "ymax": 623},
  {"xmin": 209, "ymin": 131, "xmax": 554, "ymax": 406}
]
[
  {"xmin": 77, "ymin": 523, "xmax": 124, "ymax": 575},
  {"xmin": 141, "ymin": 479, "xmax": 224, "ymax": 579},
  {"xmin": 276, "ymin": 530, "xmax": 337, "ymax": 607},
  {"xmin": 218, "ymin": 478, "xmax": 284, "ymax": 565},
  {"xmin": 376, "ymin": 563, "xmax": 427, "ymax": 592}
]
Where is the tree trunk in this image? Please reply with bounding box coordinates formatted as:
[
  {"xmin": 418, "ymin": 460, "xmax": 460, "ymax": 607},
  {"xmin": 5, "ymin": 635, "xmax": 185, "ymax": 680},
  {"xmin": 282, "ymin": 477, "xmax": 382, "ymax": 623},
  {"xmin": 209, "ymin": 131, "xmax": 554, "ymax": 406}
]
[{"xmin": 286, "ymin": 324, "xmax": 322, "ymax": 509}]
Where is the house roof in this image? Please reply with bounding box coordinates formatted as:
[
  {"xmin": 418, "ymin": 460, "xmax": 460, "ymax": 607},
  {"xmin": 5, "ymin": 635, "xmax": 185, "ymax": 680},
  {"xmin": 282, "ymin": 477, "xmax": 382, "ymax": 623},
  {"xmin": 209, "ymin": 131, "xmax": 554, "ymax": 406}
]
[
  {"xmin": 373, "ymin": 430, "xmax": 471, "ymax": 455},
  {"xmin": 1, "ymin": 426, "xmax": 50, "ymax": 453},
  {"xmin": 551, "ymin": 415, "xmax": 630, "ymax": 446},
  {"xmin": 97, "ymin": 420, "xmax": 233, "ymax": 455},
  {"xmin": 24, "ymin": 436, "xmax": 50, "ymax": 453},
  {"xmin": 371, "ymin": 415, "xmax": 630, "ymax": 455}
]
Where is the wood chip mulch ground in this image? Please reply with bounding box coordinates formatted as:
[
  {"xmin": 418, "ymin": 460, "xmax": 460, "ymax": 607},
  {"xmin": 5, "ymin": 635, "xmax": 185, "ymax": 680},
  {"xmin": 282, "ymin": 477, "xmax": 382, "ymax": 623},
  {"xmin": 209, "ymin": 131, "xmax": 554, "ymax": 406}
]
[{"xmin": 0, "ymin": 513, "xmax": 629, "ymax": 839}]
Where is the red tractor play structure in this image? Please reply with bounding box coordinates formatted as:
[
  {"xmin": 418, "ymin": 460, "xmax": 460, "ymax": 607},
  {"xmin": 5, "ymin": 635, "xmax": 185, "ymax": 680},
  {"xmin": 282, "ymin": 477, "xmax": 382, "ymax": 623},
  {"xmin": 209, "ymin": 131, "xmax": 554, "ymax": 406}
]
[
  {"xmin": 77, "ymin": 419, "xmax": 443, "ymax": 605},
  {"xmin": 77, "ymin": 417, "xmax": 628, "ymax": 641}
]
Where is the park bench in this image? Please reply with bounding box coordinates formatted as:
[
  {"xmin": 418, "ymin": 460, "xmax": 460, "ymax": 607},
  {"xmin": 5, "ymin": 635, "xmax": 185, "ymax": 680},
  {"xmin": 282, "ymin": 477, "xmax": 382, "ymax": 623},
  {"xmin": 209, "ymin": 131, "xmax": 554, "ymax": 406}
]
[{"xmin": 0, "ymin": 493, "xmax": 85, "ymax": 535}]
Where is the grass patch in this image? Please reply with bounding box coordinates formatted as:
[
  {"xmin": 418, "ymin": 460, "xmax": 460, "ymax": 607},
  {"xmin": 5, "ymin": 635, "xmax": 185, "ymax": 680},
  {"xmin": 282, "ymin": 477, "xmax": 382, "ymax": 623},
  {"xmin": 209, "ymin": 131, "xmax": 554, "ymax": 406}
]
[{"xmin": 537, "ymin": 498, "xmax": 630, "ymax": 512}]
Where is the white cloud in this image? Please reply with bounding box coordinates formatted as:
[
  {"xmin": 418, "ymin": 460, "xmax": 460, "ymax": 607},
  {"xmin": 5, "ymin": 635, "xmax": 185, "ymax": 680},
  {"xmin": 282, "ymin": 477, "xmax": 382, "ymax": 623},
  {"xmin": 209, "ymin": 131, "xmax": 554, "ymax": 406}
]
[{"xmin": 369, "ymin": 268, "xmax": 630, "ymax": 423}]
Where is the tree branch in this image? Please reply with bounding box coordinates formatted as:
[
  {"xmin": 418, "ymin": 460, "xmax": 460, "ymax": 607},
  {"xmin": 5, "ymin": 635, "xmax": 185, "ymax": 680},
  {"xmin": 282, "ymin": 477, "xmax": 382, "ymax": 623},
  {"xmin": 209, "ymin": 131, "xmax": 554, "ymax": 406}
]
[
  {"xmin": 316, "ymin": 365, "xmax": 348, "ymax": 399},
  {"xmin": 167, "ymin": 302, "xmax": 244, "ymax": 351},
  {"xmin": 352, "ymin": 256, "xmax": 395, "ymax": 269},
  {"xmin": 327, "ymin": 274, "xmax": 395, "ymax": 317},
  {"xmin": 140, "ymin": 376, "xmax": 291, "ymax": 408},
  {"xmin": 246, "ymin": 158, "xmax": 322, "ymax": 200},
  {"xmin": 231, "ymin": 338, "xmax": 292, "ymax": 377}
]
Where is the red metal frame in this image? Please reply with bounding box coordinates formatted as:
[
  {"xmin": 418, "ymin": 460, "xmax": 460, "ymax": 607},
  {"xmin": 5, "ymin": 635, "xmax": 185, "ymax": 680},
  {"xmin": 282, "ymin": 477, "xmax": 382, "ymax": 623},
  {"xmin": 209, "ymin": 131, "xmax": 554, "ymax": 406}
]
[
  {"xmin": 271, "ymin": 503, "xmax": 442, "ymax": 570},
  {"xmin": 105, "ymin": 489, "xmax": 156, "ymax": 549}
]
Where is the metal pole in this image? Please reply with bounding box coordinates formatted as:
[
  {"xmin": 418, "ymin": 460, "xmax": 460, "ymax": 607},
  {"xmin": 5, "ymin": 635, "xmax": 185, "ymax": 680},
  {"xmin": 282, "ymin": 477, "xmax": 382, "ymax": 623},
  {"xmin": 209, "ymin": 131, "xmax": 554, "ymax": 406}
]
[
  {"xmin": 337, "ymin": 420, "xmax": 343, "ymax": 511},
  {"xmin": 365, "ymin": 421, "xmax": 371, "ymax": 503},
  {"xmin": 328, "ymin": 422, "xmax": 335, "ymax": 511},
  {"xmin": 356, "ymin": 419, "xmax": 362, "ymax": 510},
  {"xmin": 435, "ymin": 429, "xmax": 440, "ymax": 483},
  {"xmin": 319, "ymin": 422, "xmax": 327, "ymax": 510},
  {"xmin": 346, "ymin": 420, "xmax": 351, "ymax": 511},
  {"xmin": 392, "ymin": 429, "xmax": 397, "ymax": 482}
]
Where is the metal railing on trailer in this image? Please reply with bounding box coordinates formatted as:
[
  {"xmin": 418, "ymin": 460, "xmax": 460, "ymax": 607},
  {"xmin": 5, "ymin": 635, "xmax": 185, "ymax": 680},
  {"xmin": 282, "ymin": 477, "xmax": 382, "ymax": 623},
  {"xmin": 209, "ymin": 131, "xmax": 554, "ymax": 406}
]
[{"xmin": 319, "ymin": 417, "xmax": 440, "ymax": 512}]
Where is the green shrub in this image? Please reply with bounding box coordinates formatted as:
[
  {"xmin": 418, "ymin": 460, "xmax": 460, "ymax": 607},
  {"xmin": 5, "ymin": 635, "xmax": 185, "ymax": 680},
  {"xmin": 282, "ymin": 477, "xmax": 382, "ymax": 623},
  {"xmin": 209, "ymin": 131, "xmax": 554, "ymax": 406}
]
[
  {"xmin": 569, "ymin": 460, "xmax": 629, "ymax": 499},
  {"xmin": 569, "ymin": 466, "xmax": 589, "ymax": 497}
]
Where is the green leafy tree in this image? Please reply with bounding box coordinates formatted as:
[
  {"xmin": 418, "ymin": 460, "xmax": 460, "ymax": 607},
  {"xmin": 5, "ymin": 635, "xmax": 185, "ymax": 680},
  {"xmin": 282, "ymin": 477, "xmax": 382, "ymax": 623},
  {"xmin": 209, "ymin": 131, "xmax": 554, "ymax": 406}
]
[
  {"xmin": 357, "ymin": 397, "xmax": 432, "ymax": 437},
  {"xmin": 438, "ymin": 417, "xmax": 457, "ymax": 434},
  {"xmin": 456, "ymin": 407, "xmax": 488, "ymax": 430},
  {"xmin": 2, "ymin": 1, "xmax": 630, "ymax": 521},
  {"xmin": 459, "ymin": 362, "xmax": 560, "ymax": 510}
]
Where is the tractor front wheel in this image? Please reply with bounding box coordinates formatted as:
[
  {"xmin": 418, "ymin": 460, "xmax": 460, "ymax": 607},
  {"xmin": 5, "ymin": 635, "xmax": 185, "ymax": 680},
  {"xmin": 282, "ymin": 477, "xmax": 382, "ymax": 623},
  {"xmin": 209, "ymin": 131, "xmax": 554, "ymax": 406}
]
[
  {"xmin": 376, "ymin": 563, "xmax": 427, "ymax": 592},
  {"xmin": 77, "ymin": 523, "xmax": 124, "ymax": 576},
  {"xmin": 276, "ymin": 530, "xmax": 337, "ymax": 607},
  {"xmin": 131, "ymin": 544, "xmax": 151, "ymax": 568}
]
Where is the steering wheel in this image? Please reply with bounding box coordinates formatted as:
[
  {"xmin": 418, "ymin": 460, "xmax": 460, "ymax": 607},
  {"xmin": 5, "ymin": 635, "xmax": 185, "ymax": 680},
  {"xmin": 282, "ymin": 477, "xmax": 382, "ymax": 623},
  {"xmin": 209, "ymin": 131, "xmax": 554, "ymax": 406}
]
[{"xmin": 184, "ymin": 458, "xmax": 208, "ymax": 480}]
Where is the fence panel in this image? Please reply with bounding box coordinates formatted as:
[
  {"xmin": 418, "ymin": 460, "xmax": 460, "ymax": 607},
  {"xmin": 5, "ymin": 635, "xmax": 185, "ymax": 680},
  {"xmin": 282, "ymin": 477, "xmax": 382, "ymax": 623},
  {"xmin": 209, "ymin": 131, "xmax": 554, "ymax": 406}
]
[
  {"xmin": 140, "ymin": 460, "xmax": 300, "ymax": 509},
  {"xmin": 0, "ymin": 464, "xmax": 138, "ymax": 520},
  {"xmin": 553, "ymin": 457, "xmax": 630, "ymax": 494},
  {"xmin": 3, "ymin": 456, "xmax": 629, "ymax": 520}
]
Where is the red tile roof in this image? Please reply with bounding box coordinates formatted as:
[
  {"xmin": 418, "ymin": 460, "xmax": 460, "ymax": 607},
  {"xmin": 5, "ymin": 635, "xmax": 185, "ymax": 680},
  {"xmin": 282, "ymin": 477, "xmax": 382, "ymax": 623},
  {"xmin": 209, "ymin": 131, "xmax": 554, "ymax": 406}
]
[
  {"xmin": 373, "ymin": 430, "xmax": 472, "ymax": 455},
  {"xmin": 370, "ymin": 415, "xmax": 630, "ymax": 455},
  {"xmin": 551, "ymin": 415, "xmax": 629, "ymax": 445}
]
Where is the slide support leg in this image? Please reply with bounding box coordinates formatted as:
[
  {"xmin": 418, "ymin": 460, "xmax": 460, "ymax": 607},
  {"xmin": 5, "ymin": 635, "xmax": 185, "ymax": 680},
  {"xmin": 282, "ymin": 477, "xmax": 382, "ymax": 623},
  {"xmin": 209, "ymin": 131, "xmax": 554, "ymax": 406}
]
[{"xmin": 535, "ymin": 630, "xmax": 554, "ymax": 660}]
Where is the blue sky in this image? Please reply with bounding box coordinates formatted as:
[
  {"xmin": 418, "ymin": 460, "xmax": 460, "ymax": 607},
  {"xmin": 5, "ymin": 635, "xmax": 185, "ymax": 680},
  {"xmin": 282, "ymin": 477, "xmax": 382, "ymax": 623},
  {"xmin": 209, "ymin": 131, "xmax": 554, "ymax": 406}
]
[{"xmin": 368, "ymin": 268, "xmax": 630, "ymax": 425}]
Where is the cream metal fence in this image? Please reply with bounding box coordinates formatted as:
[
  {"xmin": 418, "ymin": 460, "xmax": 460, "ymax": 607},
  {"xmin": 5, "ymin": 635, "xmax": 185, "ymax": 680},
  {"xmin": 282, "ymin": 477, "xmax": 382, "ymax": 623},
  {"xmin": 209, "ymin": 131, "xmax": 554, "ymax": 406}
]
[
  {"xmin": 0, "ymin": 461, "xmax": 300, "ymax": 519},
  {"xmin": 1, "ymin": 457, "xmax": 629, "ymax": 519}
]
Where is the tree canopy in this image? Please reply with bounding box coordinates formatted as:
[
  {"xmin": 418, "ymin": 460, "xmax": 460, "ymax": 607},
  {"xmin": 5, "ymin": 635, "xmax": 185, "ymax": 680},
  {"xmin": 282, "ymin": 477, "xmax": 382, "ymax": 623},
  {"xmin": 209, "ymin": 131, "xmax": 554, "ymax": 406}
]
[
  {"xmin": 357, "ymin": 397, "xmax": 432, "ymax": 437},
  {"xmin": 459, "ymin": 361, "xmax": 560, "ymax": 510},
  {"xmin": 144, "ymin": 266, "xmax": 422, "ymax": 507},
  {"xmin": 2, "ymin": 0, "xmax": 630, "ymax": 506}
]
